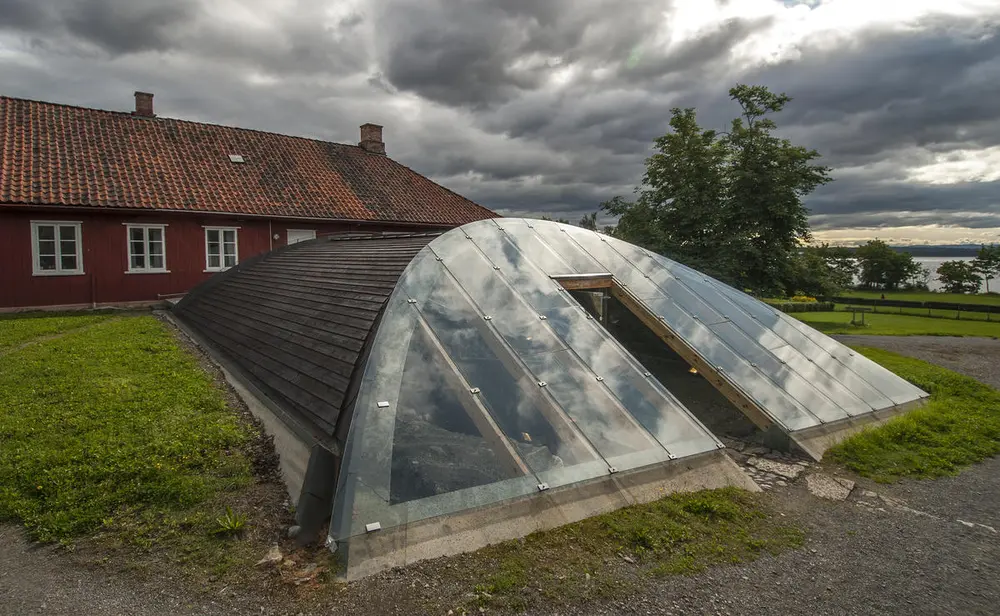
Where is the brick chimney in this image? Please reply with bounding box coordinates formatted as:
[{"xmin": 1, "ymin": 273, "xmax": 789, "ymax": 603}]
[
  {"xmin": 359, "ymin": 123, "xmax": 385, "ymax": 155},
  {"xmin": 133, "ymin": 91, "xmax": 155, "ymax": 117}
]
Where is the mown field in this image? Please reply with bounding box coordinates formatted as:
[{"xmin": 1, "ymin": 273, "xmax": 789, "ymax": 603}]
[{"xmin": 793, "ymin": 310, "xmax": 1000, "ymax": 337}]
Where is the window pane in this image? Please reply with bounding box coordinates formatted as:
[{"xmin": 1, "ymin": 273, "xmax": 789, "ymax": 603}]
[
  {"xmin": 207, "ymin": 229, "xmax": 220, "ymax": 243},
  {"xmin": 37, "ymin": 240, "xmax": 56, "ymax": 256},
  {"xmin": 39, "ymin": 255, "xmax": 56, "ymax": 270},
  {"xmin": 223, "ymin": 229, "xmax": 236, "ymax": 244},
  {"xmin": 147, "ymin": 228, "xmax": 162, "ymax": 243},
  {"xmin": 223, "ymin": 253, "xmax": 237, "ymax": 267},
  {"xmin": 59, "ymin": 225, "xmax": 77, "ymax": 241},
  {"xmin": 131, "ymin": 254, "xmax": 146, "ymax": 269},
  {"xmin": 61, "ymin": 255, "xmax": 77, "ymax": 271},
  {"xmin": 148, "ymin": 240, "xmax": 163, "ymax": 256},
  {"xmin": 208, "ymin": 254, "xmax": 221, "ymax": 269},
  {"xmin": 149, "ymin": 254, "xmax": 165, "ymax": 269},
  {"xmin": 37, "ymin": 226, "xmax": 55, "ymax": 241},
  {"xmin": 130, "ymin": 240, "xmax": 145, "ymax": 256},
  {"xmin": 60, "ymin": 240, "xmax": 77, "ymax": 256},
  {"xmin": 129, "ymin": 227, "xmax": 144, "ymax": 242}
]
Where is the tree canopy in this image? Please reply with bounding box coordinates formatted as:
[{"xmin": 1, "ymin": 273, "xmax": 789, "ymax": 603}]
[
  {"xmin": 603, "ymin": 84, "xmax": 831, "ymax": 295},
  {"xmin": 937, "ymin": 260, "xmax": 982, "ymax": 294},
  {"xmin": 972, "ymin": 244, "xmax": 1000, "ymax": 293},
  {"xmin": 854, "ymin": 239, "xmax": 922, "ymax": 291}
]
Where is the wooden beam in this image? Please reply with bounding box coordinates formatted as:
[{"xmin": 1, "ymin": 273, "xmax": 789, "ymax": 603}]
[
  {"xmin": 611, "ymin": 284, "xmax": 776, "ymax": 432},
  {"xmin": 414, "ymin": 316, "xmax": 531, "ymax": 477},
  {"xmin": 552, "ymin": 274, "xmax": 613, "ymax": 291}
]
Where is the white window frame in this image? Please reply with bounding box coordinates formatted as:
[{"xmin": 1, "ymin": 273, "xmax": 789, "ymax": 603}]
[
  {"xmin": 30, "ymin": 221, "xmax": 84, "ymax": 276},
  {"xmin": 125, "ymin": 224, "xmax": 169, "ymax": 274},
  {"xmin": 287, "ymin": 229, "xmax": 317, "ymax": 244},
  {"xmin": 203, "ymin": 226, "xmax": 240, "ymax": 272}
]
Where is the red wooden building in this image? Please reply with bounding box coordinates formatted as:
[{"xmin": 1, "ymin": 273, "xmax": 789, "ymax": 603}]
[{"xmin": 0, "ymin": 92, "xmax": 497, "ymax": 310}]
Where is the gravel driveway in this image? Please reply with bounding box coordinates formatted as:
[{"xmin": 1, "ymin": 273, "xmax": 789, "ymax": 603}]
[{"xmin": 2, "ymin": 335, "xmax": 999, "ymax": 616}]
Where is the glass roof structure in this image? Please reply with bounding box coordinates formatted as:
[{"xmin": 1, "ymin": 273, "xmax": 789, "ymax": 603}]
[{"xmin": 330, "ymin": 218, "xmax": 928, "ymax": 546}]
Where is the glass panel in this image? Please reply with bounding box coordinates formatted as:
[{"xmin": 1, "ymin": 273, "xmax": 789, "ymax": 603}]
[
  {"xmin": 206, "ymin": 229, "xmax": 220, "ymax": 247},
  {"xmin": 129, "ymin": 227, "xmax": 144, "ymax": 242},
  {"xmin": 37, "ymin": 239, "xmax": 56, "ymax": 256},
  {"xmin": 207, "ymin": 254, "xmax": 221, "ymax": 269},
  {"xmin": 58, "ymin": 225, "xmax": 76, "ymax": 241},
  {"xmin": 641, "ymin": 296, "xmax": 818, "ymax": 431},
  {"xmin": 491, "ymin": 219, "xmax": 577, "ymax": 276},
  {"xmin": 529, "ymin": 223, "xmax": 607, "ymax": 273},
  {"xmin": 131, "ymin": 254, "xmax": 145, "ymax": 269},
  {"xmin": 463, "ymin": 223, "xmax": 574, "ymax": 312},
  {"xmin": 428, "ymin": 232, "xmax": 569, "ymax": 356},
  {"xmin": 60, "ymin": 240, "xmax": 76, "ymax": 257},
  {"xmin": 60, "ymin": 254, "xmax": 77, "ymax": 271},
  {"xmin": 543, "ymin": 305, "xmax": 713, "ymax": 459},
  {"xmin": 388, "ymin": 325, "xmax": 525, "ymax": 505},
  {"xmin": 147, "ymin": 228, "xmax": 163, "ymax": 244},
  {"xmin": 38, "ymin": 255, "xmax": 56, "ymax": 270},
  {"xmin": 409, "ymin": 266, "xmax": 598, "ymax": 475},
  {"xmin": 554, "ymin": 226, "xmax": 662, "ymax": 297},
  {"xmin": 37, "ymin": 225, "xmax": 55, "ymax": 241},
  {"xmin": 223, "ymin": 253, "xmax": 237, "ymax": 268},
  {"xmin": 149, "ymin": 254, "xmax": 165, "ymax": 270},
  {"xmin": 706, "ymin": 321, "xmax": 852, "ymax": 423}
]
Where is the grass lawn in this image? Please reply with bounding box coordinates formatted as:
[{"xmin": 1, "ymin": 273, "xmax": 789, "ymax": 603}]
[
  {"xmin": 793, "ymin": 310, "xmax": 1000, "ymax": 338},
  {"xmin": 838, "ymin": 290, "xmax": 1000, "ymax": 306},
  {"xmin": 0, "ymin": 311, "xmax": 116, "ymax": 352},
  {"xmin": 445, "ymin": 487, "xmax": 802, "ymax": 612},
  {"xmin": 0, "ymin": 312, "xmax": 299, "ymax": 585},
  {"xmin": 828, "ymin": 347, "xmax": 1000, "ymax": 482}
]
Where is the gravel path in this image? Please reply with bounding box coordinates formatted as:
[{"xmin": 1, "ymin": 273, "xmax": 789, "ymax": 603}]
[
  {"xmin": 3, "ymin": 335, "xmax": 999, "ymax": 616},
  {"xmin": 833, "ymin": 335, "xmax": 1000, "ymax": 390}
]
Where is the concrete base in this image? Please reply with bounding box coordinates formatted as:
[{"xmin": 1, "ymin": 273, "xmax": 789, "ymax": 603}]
[
  {"xmin": 790, "ymin": 397, "xmax": 928, "ymax": 461},
  {"xmin": 333, "ymin": 449, "xmax": 757, "ymax": 581}
]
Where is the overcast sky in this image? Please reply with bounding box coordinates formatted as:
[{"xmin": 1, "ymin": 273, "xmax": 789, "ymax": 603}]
[{"xmin": 2, "ymin": 0, "xmax": 999, "ymax": 245}]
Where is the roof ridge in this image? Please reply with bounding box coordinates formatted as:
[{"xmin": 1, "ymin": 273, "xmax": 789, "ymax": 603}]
[{"xmin": 0, "ymin": 94, "xmax": 364, "ymax": 151}]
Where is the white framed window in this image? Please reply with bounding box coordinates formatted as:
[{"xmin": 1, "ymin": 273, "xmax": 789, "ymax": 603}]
[
  {"xmin": 204, "ymin": 227, "xmax": 239, "ymax": 271},
  {"xmin": 126, "ymin": 224, "xmax": 168, "ymax": 273},
  {"xmin": 287, "ymin": 229, "xmax": 316, "ymax": 244},
  {"xmin": 31, "ymin": 221, "xmax": 84, "ymax": 276}
]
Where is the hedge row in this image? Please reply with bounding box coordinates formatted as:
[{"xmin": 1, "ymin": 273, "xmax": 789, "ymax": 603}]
[{"xmin": 763, "ymin": 300, "xmax": 835, "ymax": 313}]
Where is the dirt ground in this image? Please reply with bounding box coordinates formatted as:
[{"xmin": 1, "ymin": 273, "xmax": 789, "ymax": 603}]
[{"xmin": 2, "ymin": 335, "xmax": 999, "ymax": 615}]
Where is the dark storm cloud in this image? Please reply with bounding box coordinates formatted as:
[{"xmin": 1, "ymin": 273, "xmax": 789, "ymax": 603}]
[
  {"xmin": 0, "ymin": 0, "xmax": 198, "ymax": 54},
  {"xmin": 375, "ymin": 0, "xmax": 672, "ymax": 107},
  {"xmin": 1, "ymin": 0, "xmax": 999, "ymax": 235}
]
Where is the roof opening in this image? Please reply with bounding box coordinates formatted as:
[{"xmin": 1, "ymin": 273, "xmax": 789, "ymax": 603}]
[{"xmin": 228, "ymin": 154, "xmax": 245, "ymax": 163}]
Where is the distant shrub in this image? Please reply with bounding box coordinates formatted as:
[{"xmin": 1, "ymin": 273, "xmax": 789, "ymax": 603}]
[
  {"xmin": 790, "ymin": 295, "xmax": 818, "ymax": 303},
  {"xmin": 764, "ymin": 300, "xmax": 834, "ymax": 313}
]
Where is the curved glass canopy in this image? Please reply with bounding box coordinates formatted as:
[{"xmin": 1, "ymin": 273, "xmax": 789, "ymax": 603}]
[{"xmin": 331, "ymin": 218, "xmax": 927, "ymax": 542}]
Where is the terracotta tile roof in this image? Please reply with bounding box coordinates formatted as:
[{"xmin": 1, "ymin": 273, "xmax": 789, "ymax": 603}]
[{"xmin": 0, "ymin": 95, "xmax": 497, "ymax": 226}]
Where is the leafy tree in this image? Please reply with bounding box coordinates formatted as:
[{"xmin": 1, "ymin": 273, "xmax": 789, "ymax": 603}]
[
  {"xmin": 972, "ymin": 244, "xmax": 1000, "ymax": 293},
  {"xmin": 854, "ymin": 239, "xmax": 920, "ymax": 290},
  {"xmin": 937, "ymin": 260, "xmax": 982, "ymax": 294},
  {"xmin": 579, "ymin": 211, "xmax": 599, "ymax": 231},
  {"xmin": 811, "ymin": 243, "xmax": 857, "ymax": 291},
  {"xmin": 603, "ymin": 84, "xmax": 831, "ymax": 294}
]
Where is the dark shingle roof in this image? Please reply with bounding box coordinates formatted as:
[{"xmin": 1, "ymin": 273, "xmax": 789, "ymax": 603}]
[
  {"xmin": 174, "ymin": 233, "xmax": 436, "ymax": 443},
  {"xmin": 0, "ymin": 96, "xmax": 496, "ymax": 226}
]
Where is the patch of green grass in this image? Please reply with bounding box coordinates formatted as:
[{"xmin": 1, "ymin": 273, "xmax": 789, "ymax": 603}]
[
  {"xmin": 837, "ymin": 290, "xmax": 1000, "ymax": 306},
  {"xmin": 454, "ymin": 488, "xmax": 802, "ymax": 611},
  {"xmin": 0, "ymin": 311, "xmax": 116, "ymax": 351},
  {"xmin": 828, "ymin": 347, "xmax": 1000, "ymax": 482},
  {"xmin": 0, "ymin": 315, "xmax": 252, "ymax": 542},
  {"xmin": 792, "ymin": 311, "xmax": 1000, "ymax": 338}
]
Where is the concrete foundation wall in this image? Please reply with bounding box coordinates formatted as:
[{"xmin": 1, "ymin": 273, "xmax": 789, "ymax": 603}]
[{"xmin": 335, "ymin": 450, "xmax": 758, "ymax": 580}]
